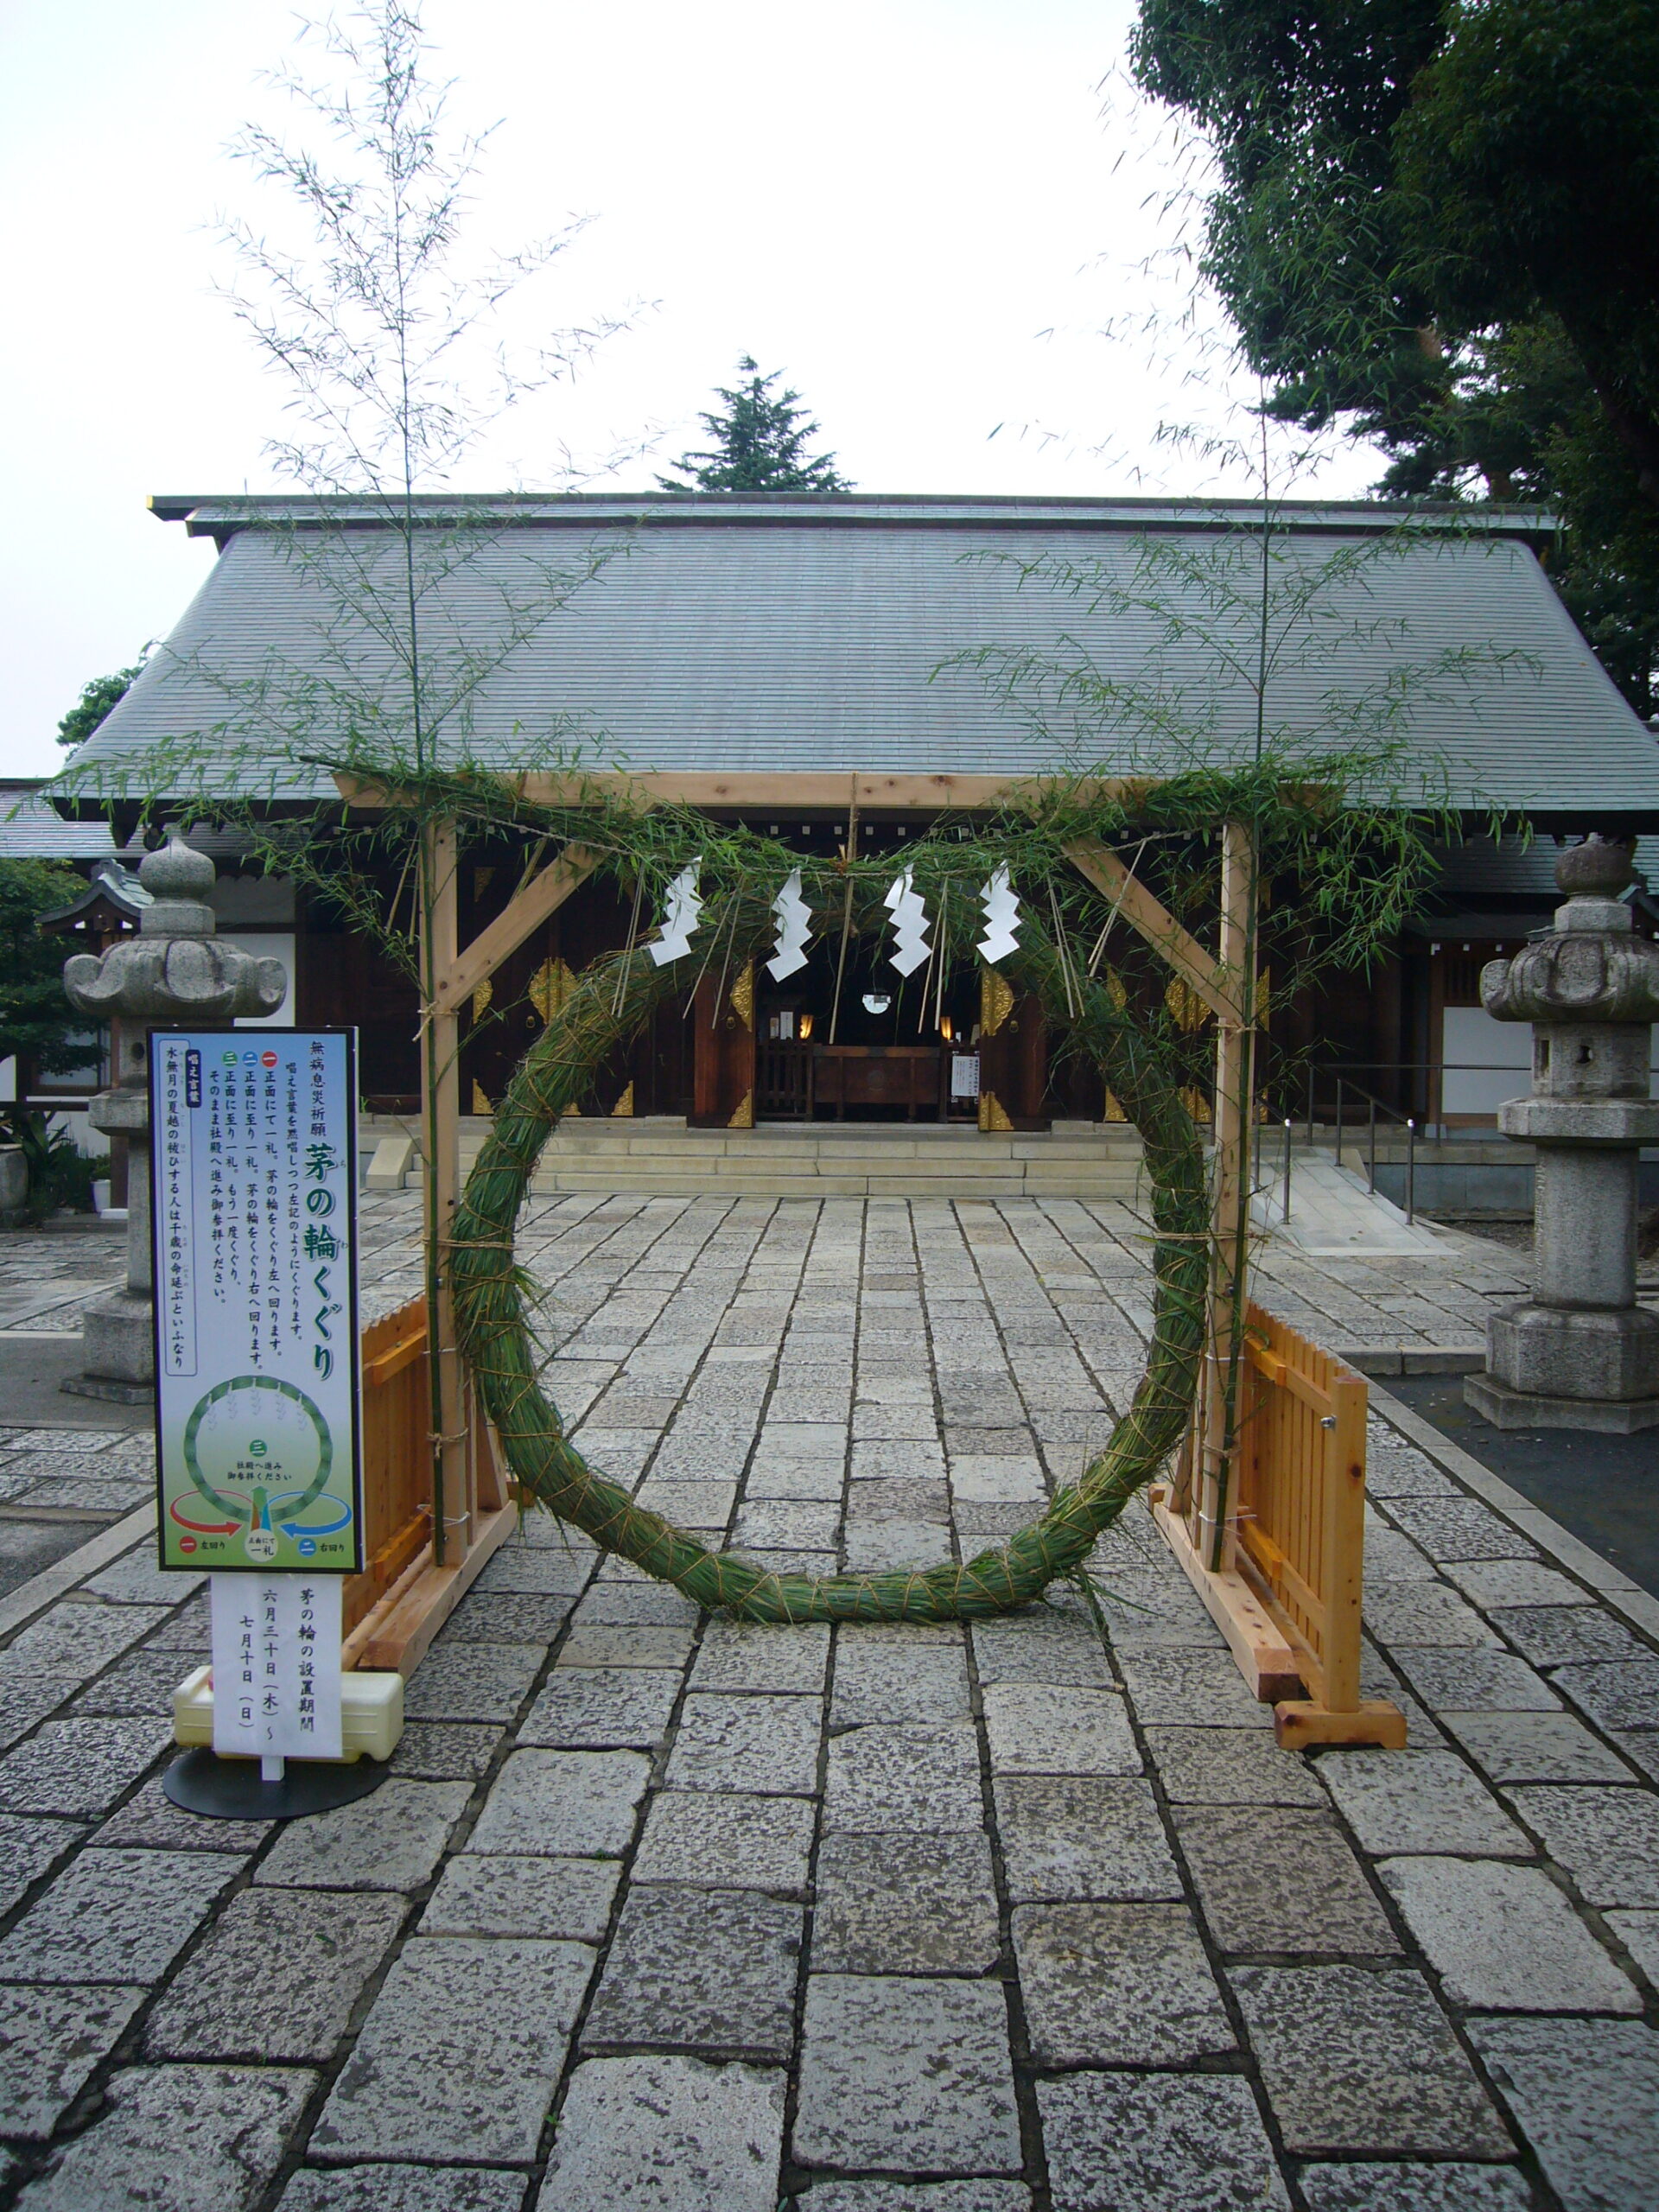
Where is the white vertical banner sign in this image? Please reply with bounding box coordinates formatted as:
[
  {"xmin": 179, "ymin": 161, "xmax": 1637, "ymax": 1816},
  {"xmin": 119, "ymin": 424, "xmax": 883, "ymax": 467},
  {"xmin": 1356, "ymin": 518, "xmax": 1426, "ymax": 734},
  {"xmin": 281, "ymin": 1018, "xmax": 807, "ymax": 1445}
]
[
  {"xmin": 151, "ymin": 1030, "xmax": 360, "ymax": 1770},
  {"xmin": 209, "ymin": 1573, "xmax": 344, "ymax": 1759}
]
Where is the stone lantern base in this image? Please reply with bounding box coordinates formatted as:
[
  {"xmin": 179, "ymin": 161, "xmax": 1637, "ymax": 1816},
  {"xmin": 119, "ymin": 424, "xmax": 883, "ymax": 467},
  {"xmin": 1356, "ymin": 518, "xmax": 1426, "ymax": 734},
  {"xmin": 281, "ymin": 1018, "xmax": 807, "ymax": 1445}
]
[
  {"xmin": 61, "ymin": 1292, "xmax": 156, "ymax": 1405},
  {"xmin": 1465, "ymin": 1301, "xmax": 1659, "ymax": 1432}
]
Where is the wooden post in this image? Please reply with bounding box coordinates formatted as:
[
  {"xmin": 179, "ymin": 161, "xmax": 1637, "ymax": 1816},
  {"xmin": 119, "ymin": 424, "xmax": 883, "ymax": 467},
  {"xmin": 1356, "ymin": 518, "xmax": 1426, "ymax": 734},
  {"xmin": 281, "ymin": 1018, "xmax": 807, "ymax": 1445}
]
[
  {"xmin": 422, "ymin": 820, "xmax": 472, "ymax": 1566},
  {"xmin": 1197, "ymin": 820, "xmax": 1255, "ymax": 1571}
]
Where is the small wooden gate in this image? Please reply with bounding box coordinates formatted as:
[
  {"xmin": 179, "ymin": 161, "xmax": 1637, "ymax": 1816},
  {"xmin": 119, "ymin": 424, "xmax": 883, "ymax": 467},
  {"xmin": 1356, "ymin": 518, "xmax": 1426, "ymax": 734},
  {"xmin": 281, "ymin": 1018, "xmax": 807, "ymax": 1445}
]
[
  {"xmin": 340, "ymin": 1296, "xmax": 513, "ymax": 1674},
  {"xmin": 1153, "ymin": 1301, "xmax": 1406, "ymax": 1748}
]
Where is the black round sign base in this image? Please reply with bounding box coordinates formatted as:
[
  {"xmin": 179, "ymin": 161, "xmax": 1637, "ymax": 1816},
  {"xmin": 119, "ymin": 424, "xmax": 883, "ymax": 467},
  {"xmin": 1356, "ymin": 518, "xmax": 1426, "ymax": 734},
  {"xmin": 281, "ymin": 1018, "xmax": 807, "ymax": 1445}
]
[{"xmin": 162, "ymin": 1747, "xmax": 391, "ymax": 1820}]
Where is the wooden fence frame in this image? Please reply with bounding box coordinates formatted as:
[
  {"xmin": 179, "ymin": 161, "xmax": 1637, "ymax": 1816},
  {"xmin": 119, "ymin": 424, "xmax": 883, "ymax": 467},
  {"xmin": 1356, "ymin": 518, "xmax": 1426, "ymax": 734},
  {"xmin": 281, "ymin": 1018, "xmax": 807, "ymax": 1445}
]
[
  {"xmin": 338, "ymin": 1295, "xmax": 516, "ymax": 1675},
  {"xmin": 1153, "ymin": 1301, "xmax": 1406, "ymax": 1749}
]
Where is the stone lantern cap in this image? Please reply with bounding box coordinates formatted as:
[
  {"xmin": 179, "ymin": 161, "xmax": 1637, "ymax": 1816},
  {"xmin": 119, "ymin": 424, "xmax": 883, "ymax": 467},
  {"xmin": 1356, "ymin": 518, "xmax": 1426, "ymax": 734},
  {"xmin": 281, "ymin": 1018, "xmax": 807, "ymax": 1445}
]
[
  {"xmin": 63, "ymin": 827, "xmax": 286, "ymax": 1027},
  {"xmin": 1480, "ymin": 835, "xmax": 1659, "ymax": 1028}
]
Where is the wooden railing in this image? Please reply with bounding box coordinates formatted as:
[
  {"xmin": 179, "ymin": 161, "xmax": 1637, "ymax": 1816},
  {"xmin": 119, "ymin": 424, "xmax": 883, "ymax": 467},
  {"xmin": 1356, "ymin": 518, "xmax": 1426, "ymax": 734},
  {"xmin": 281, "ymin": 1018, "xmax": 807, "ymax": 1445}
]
[
  {"xmin": 1153, "ymin": 1300, "xmax": 1405, "ymax": 1749},
  {"xmin": 340, "ymin": 1295, "xmax": 514, "ymax": 1674}
]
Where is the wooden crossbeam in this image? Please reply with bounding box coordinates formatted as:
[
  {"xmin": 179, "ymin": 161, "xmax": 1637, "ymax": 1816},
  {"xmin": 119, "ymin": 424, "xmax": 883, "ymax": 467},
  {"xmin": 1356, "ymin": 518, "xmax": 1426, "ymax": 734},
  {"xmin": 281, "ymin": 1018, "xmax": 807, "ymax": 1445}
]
[
  {"xmin": 1063, "ymin": 838, "xmax": 1242, "ymax": 1023},
  {"xmin": 338, "ymin": 768, "xmax": 1141, "ymax": 816},
  {"xmin": 433, "ymin": 845, "xmax": 598, "ymax": 1014}
]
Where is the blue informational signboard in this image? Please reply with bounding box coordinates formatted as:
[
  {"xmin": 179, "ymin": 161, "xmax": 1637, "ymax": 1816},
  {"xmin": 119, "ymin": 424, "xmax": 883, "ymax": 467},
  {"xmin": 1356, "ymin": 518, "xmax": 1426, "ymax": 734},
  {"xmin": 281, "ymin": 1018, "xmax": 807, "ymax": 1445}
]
[{"xmin": 150, "ymin": 1030, "xmax": 362, "ymax": 1573}]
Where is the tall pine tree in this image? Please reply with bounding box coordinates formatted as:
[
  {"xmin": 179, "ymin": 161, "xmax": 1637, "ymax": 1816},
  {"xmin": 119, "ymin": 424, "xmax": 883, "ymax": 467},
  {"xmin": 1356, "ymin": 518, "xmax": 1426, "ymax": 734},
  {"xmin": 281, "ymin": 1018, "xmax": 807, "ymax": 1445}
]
[{"xmin": 658, "ymin": 357, "xmax": 850, "ymax": 492}]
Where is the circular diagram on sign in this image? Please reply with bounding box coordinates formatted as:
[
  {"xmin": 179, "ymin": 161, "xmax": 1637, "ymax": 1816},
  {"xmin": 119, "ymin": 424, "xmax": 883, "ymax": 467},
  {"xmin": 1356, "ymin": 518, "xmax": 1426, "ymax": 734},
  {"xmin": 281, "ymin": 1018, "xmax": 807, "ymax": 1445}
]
[{"xmin": 175, "ymin": 1376, "xmax": 343, "ymax": 1563}]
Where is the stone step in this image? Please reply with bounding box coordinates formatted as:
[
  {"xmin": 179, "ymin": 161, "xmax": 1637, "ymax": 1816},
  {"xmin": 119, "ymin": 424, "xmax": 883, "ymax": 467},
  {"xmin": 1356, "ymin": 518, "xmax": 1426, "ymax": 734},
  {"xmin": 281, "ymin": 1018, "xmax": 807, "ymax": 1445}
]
[{"xmin": 525, "ymin": 1168, "xmax": 1141, "ymax": 1198}]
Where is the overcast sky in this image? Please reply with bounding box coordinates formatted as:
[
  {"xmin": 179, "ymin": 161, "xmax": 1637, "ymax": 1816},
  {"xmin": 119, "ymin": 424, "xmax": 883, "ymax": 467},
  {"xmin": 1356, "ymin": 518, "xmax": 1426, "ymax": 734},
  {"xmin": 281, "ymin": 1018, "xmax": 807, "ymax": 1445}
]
[{"xmin": 0, "ymin": 0, "xmax": 1377, "ymax": 775}]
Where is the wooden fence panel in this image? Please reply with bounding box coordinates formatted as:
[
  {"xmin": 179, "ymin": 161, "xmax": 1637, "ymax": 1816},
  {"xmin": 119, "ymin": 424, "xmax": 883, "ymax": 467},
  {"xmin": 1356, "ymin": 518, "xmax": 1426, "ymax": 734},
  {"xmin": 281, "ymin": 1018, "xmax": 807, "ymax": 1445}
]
[{"xmin": 1153, "ymin": 1299, "xmax": 1405, "ymax": 1748}]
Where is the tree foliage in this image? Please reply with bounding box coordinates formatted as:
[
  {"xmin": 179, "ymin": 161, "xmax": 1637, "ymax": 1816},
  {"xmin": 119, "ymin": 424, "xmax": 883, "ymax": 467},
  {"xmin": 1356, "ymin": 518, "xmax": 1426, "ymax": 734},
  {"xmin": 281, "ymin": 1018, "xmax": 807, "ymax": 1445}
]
[
  {"xmin": 0, "ymin": 859, "xmax": 88, "ymax": 1074},
  {"xmin": 1129, "ymin": 0, "xmax": 1659, "ymax": 713},
  {"xmin": 658, "ymin": 356, "xmax": 850, "ymax": 492},
  {"xmin": 57, "ymin": 661, "xmax": 147, "ymax": 750}
]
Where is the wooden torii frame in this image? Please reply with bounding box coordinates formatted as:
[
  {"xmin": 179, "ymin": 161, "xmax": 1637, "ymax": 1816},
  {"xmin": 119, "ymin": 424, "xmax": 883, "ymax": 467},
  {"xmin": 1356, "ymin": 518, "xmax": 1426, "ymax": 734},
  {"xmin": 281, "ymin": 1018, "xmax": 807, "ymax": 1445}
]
[{"xmin": 338, "ymin": 771, "xmax": 1263, "ymax": 1670}]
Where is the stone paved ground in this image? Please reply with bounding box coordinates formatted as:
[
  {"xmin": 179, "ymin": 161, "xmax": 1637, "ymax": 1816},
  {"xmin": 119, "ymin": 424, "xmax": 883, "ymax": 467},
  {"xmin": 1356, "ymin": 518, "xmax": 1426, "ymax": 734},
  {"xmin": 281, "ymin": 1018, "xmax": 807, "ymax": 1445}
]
[{"xmin": 1, "ymin": 1194, "xmax": 1657, "ymax": 2209}]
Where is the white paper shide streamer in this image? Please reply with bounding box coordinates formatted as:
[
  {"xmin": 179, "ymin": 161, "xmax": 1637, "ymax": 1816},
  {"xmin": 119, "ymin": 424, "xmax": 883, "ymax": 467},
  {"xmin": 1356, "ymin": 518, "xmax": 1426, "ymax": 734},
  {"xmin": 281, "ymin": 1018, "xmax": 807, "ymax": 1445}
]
[
  {"xmin": 976, "ymin": 865, "xmax": 1022, "ymax": 964},
  {"xmin": 884, "ymin": 868, "xmax": 932, "ymax": 978},
  {"xmin": 766, "ymin": 868, "xmax": 813, "ymax": 982},
  {"xmin": 648, "ymin": 861, "xmax": 704, "ymax": 966}
]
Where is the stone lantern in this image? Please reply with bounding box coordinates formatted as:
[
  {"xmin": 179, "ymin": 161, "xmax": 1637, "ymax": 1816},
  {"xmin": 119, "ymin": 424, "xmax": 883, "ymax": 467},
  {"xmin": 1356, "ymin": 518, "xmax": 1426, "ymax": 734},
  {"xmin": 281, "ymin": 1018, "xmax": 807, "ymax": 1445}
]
[
  {"xmin": 61, "ymin": 829, "xmax": 287, "ymax": 1401},
  {"xmin": 1465, "ymin": 835, "xmax": 1659, "ymax": 1432}
]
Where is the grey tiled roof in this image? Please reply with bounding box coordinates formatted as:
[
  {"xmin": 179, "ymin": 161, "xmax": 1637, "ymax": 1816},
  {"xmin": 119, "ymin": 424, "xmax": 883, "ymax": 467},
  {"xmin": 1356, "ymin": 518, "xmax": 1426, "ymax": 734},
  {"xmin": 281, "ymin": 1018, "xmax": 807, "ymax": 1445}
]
[
  {"xmin": 57, "ymin": 494, "xmax": 1659, "ymax": 820},
  {"xmin": 0, "ymin": 784, "xmax": 116, "ymax": 860}
]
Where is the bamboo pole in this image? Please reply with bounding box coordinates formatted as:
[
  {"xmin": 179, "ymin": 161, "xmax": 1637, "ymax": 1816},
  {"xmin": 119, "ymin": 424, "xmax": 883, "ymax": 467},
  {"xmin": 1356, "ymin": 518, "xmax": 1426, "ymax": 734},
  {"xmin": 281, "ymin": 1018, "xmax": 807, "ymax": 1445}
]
[
  {"xmin": 1197, "ymin": 820, "xmax": 1257, "ymax": 1573},
  {"xmin": 421, "ymin": 819, "xmax": 472, "ymax": 1565}
]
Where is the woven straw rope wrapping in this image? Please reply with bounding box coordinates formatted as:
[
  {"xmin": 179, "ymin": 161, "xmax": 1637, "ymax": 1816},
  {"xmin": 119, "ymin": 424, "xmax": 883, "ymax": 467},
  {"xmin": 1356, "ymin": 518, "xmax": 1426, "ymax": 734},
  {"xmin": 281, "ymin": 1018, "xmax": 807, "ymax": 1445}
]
[{"xmin": 449, "ymin": 899, "xmax": 1211, "ymax": 1621}]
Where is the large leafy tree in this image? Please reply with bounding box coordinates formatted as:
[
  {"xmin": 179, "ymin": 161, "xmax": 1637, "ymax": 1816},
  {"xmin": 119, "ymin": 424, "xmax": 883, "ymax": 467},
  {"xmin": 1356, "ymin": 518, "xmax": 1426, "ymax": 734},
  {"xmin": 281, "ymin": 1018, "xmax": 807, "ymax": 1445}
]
[
  {"xmin": 57, "ymin": 658, "xmax": 147, "ymax": 748},
  {"xmin": 658, "ymin": 357, "xmax": 850, "ymax": 492},
  {"xmin": 1129, "ymin": 0, "xmax": 1659, "ymax": 714},
  {"xmin": 0, "ymin": 859, "xmax": 89, "ymax": 1077}
]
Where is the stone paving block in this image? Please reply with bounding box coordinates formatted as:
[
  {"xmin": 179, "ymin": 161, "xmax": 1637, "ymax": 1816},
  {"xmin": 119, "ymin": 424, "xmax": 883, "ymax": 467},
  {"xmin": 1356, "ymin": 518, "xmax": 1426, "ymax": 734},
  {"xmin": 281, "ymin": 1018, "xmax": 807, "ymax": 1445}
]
[
  {"xmin": 632, "ymin": 1789, "xmax": 816, "ymax": 1894},
  {"xmin": 583, "ymin": 1885, "xmax": 802, "ymax": 2060},
  {"xmin": 1488, "ymin": 1605, "xmax": 1645, "ymax": 1669},
  {"xmin": 1444, "ymin": 1559, "xmax": 1594, "ymax": 1610},
  {"xmin": 745, "ymin": 1453, "xmax": 847, "ymax": 1500},
  {"xmin": 0, "ymin": 1669, "xmax": 73, "ymax": 1758},
  {"xmin": 280, "ymin": 2167, "xmax": 527, "ymax": 2212},
  {"xmin": 1174, "ymin": 1805, "xmax": 1400, "ymax": 1955},
  {"xmin": 0, "ymin": 1847, "xmax": 238, "ymax": 1983},
  {"xmin": 982, "ymin": 1682, "xmax": 1141, "ymax": 1776},
  {"xmin": 1037, "ymin": 2071, "xmax": 1290, "ymax": 2212},
  {"xmin": 831, "ymin": 1630, "xmax": 971, "ymax": 1725},
  {"xmin": 813, "ymin": 1830, "xmax": 1000, "ymax": 1974},
  {"xmin": 16, "ymin": 2062, "xmax": 317, "ymax": 2212},
  {"xmin": 1441, "ymin": 1708, "xmax": 1634, "ymax": 1785},
  {"xmin": 0, "ymin": 1715, "xmax": 170, "ymax": 1816},
  {"xmin": 15, "ymin": 1475, "xmax": 151, "ymax": 1512},
  {"xmin": 1361, "ymin": 1527, "xmax": 1440, "ymax": 1581},
  {"xmin": 994, "ymin": 1775, "xmax": 1183, "ymax": 1901},
  {"xmin": 255, "ymin": 1778, "xmax": 470, "ymax": 1892},
  {"xmin": 420, "ymin": 1852, "xmax": 620, "ymax": 1940},
  {"xmin": 1606, "ymin": 1907, "xmax": 1659, "ymax": 1993},
  {"xmin": 946, "ymin": 1454, "xmax": 1046, "ymax": 1502},
  {"xmin": 824, "ymin": 1723, "xmax": 984, "ymax": 1834},
  {"xmin": 4, "ymin": 1599, "xmax": 169, "ymax": 1677},
  {"xmin": 1506, "ymin": 1783, "xmax": 1659, "ymax": 1907},
  {"xmin": 842, "ymin": 1519, "xmax": 953, "ymax": 1573},
  {"xmin": 519, "ymin": 1666, "xmax": 681, "ymax": 1750},
  {"xmin": 690, "ymin": 1620, "xmax": 830, "ymax": 1695},
  {"xmin": 0, "ymin": 1813, "xmax": 88, "ymax": 1913},
  {"xmin": 569, "ymin": 1577, "xmax": 703, "ymax": 1625},
  {"xmin": 842, "ymin": 1476, "xmax": 950, "ymax": 1522},
  {"xmin": 435, "ymin": 1592, "xmax": 575, "ymax": 1643},
  {"xmin": 399, "ymin": 1640, "xmax": 545, "ymax": 1722},
  {"xmin": 1469, "ymin": 2017, "xmax": 1659, "ymax": 2212},
  {"xmin": 1314, "ymin": 1748, "xmax": 1529, "ymax": 1856},
  {"xmin": 1363, "ymin": 1453, "xmax": 1459, "ymax": 1501},
  {"xmin": 146, "ymin": 1888, "xmax": 408, "ymax": 2059},
  {"xmin": 1116, "ymin": 1647, "xmax": 1275, "ymax": 1726},
  {"xmin": 556, "ymin": 1623, "xmax": 696, "ymax": 1670},
  {"xmin": 388, "ymin": 1720, "xmax": 504, "ymax": 1781},
  {"xmin": 802, "ymin": 2186, "xmax": 1031, "ymax": 2212},
  {"xmin": 468, "ymin": 1749, "xmax": 650, "ymax": 1857},
  {"xmin": 1141, "ymin": 1727, "xmax": 1325, "ymax": 1806},
  {"xmin": 83, "ymin": 1548, "xmax": 204, "ymax": 1601},
  {"xmin": 70, "ymin": 1649, "xmax": 189, "ymax": 1716},
  {"xmin": 1382, "ymin": 1497, "xmax": 1538, "ymax": 1563},
  {"xmin": 1550, "ymin": 1658, "xmax": 1659, "ymax": 1732},
  {"xmin": 969, "ymin": 1610, "xmax": 1114, "ymax": 1686},
  {"xmin": 792, "ymin": 1974, "xmax": 1020, "ymax": 2175},
  {"xmin": 1296, "ymin": 2164, "xmax": 1531, "ymax": 2212},
  {"xmin": 537, "ymin": 2054, "xmax": 785, "ymax": 2212},
  {"xmin": 1232, "ymin": 1964, "xmax": 1512, "ymax": 2158},
  {"xmin": 474, "ymin": 1543, "xmax": 596, "ymax": 1598},
  {"xmin": 0, "ymin": 1981, "xmax": 146, "ymax": 2137},
  {"xmin": 732, "ymin": 1499, "xmax": 842, "ymax": 1550},
  {"xmin": 141, "ymin": 1592, "xmax": 212, "ymax": 1649},
  {"xmin": 313, "ymin": 1936, "xmax": 594, "ymax": 2164},
  {"xmin": 91, "ymin": 1777, "xmax": 271, "ymax": 1854},
  {"xmin": 665, "ymin": 1694, "xmax": 823, "ymax": 1795},
  {"xmin": 1014, "ymin": 1900, "xmax": 1234, "ymax": 2064},
  {"xmin": 1362, "ymin": 1581, "xmax": 1500, "ymax": 1648},
  {"xmin": 1391, "ymin": 1648, "xmax": 1560, "ymax": 1713},
  {"xmin": 1381, "ymin": 1855, "xmax": 1639, "ymax": 2013},
  {"xmin": 849, "ymin": 1439, "xmax": 946, "ymax": 1483}
]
